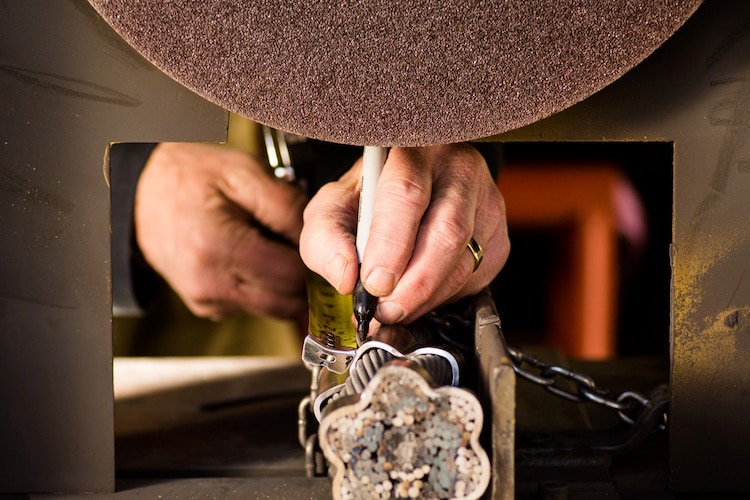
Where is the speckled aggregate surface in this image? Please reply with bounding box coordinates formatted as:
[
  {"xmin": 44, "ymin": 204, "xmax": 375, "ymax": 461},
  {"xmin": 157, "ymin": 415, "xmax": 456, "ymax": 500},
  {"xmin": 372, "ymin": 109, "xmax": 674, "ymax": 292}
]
[{"xmin": 89, "ymin": 0, "xmax": 702, "ymax": 146}]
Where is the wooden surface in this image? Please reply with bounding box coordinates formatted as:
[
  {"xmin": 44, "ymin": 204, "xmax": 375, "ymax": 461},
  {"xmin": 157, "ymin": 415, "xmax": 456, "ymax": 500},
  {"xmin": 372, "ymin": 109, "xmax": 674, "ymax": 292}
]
[{"xmin": 29, "ymin": 357, "xmax": 331, "ymax": 498}]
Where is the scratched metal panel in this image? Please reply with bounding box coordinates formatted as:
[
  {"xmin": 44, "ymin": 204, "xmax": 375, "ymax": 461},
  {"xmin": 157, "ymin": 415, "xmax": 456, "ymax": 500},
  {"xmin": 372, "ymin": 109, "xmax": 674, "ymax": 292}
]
[
  {"xmin": 0, "ymin": 0, "xmax": 226, "ymax": 493},
  {"xmin": 493, "ymin": 0, "xmax": 750, "ymax": 491},
  {"xmin": 3, "ymin": 0, "xmax": 748, "ymax": 494}
]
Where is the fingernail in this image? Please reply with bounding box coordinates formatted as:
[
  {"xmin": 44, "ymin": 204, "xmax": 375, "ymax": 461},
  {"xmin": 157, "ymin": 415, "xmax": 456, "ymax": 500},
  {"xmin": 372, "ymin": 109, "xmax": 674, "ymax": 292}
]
[
  {"xmin": 377, "ymin": 301, "xmax": 405, "ymax": 324},
  {"xmin": 365, "ymin": 267, "xmax": 396, "ymax": 295}
]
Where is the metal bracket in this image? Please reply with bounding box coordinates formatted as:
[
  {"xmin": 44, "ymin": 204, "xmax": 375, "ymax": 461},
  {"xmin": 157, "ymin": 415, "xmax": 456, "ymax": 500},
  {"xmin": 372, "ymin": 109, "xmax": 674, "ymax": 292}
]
[{"xmin": 302, "ymin": 335, "xmax": 355, "ymax": 374}]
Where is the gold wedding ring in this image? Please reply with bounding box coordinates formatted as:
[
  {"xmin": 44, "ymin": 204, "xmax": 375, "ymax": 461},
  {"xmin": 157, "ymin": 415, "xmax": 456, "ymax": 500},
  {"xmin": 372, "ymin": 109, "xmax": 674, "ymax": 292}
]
[{"xmin": 467, "ymin": 237, "xmax": 483, "ymax": 272}]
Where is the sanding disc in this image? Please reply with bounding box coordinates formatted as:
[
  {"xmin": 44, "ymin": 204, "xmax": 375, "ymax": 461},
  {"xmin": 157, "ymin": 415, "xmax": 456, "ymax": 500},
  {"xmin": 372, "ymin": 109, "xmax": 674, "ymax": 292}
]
[{"xmin": 89, "ymin": 0, "xmax": 702, "ymax": 146}]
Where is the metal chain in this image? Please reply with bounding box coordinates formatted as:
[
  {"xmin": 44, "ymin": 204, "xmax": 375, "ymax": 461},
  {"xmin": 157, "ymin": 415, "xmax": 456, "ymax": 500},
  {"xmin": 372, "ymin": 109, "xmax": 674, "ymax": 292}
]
[{"xmin": 506, "ymin": 346, "xmax": 667, "ymax": 428}]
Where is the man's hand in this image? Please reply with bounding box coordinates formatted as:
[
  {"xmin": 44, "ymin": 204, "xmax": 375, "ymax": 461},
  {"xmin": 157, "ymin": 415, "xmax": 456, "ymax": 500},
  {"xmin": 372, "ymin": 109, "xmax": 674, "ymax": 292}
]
[
  {"xmin": 300, "ymin": 144, "xmax": 510, "ymax": 324},
  {"xmin": 134, "ymin": 142, "xmax": 308, "ymax": 321}
]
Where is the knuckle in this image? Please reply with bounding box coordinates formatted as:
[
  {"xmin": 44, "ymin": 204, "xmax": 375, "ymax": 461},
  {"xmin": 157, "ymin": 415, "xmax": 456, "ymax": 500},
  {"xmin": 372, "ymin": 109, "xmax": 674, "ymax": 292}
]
[
  {"xmin": 381, "ymin": 176, "xmax": 430, "ymax": 211},
  {"xmin": 429, "ymin": 220, "xmax": 473, "ymax": 252}
]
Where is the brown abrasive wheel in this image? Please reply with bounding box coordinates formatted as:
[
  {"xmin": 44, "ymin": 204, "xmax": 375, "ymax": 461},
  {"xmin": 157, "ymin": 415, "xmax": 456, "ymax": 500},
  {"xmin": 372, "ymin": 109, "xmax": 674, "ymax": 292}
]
[{"xmin": 88, "ymin": 0, "xmax": 702, "ymax": 146}]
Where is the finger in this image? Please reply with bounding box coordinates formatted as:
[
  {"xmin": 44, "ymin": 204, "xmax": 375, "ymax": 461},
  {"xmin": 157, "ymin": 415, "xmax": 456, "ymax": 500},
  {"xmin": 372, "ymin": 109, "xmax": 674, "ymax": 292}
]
[
  {"xmin": 457, "ymin": 184, "xmax": 510, "ymax": 298},
  {"xmin": 376, "ymin": 218, "xmax": 491, "ymax": 325},
  {"xmin": 216, "ymin": 201, "xmax": 307, "ymax": 294},
  {"xmin": 234, "ymin": 275, "xmax": 309, "ymax": 319},
  {"xmin": 360, "ymin": 148, "xmax": 433, "ymax": 297},
  {"xmin": 374, "ymin": 166, "xmax": 479, "ymax": 323},
  {"xmin": 177, "ymin": 233, "xmax": 309, "ymax": 320},
  {"xmin": 375, "ymin": 147, "xmax": 510, "ymax": 323},
  {"xmin": 172, "ymin": 209, "xmax": 309, "ymax": 318},
  {"xmin": 184, "ymin": 278, "xmax": 309, "ymax": 321},
  {"xmin": 218, "ymin": 149, "xmax": 308, "ymax": 244},
  {"xmin": 299, "ymin": 165, "xmax": 361, "ymax": 294},
  {"xmin": 230, "ymin": 234, "xmax": 308, "ymax": 296}
]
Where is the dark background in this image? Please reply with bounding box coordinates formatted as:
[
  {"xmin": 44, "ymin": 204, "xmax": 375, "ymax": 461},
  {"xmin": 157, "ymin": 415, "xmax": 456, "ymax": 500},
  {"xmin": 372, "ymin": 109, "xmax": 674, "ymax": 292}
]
[{"xmin": 490, "ymin": 142, "xmax": 673, "ymax": 358}]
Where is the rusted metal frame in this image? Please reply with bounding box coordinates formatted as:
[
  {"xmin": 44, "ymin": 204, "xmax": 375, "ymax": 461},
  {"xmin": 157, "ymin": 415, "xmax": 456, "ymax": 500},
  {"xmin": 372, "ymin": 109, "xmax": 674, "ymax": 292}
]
[{"xmin": 474, "ymin": 290, "xmax": 516, "ymax": 500}]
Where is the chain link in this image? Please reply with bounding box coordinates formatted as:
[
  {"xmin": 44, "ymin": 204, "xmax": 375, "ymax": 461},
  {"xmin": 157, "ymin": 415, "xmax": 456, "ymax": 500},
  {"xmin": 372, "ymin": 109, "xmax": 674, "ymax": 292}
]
[{"xmin": 506, "ymin": 346, "xmax": 666, "ymax": 428}]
